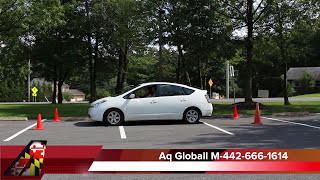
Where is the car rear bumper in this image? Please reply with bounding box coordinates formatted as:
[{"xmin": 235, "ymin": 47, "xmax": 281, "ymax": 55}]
[{"xmin": 202, "ymin": 104, "xmax": 213, "ymax": 117}]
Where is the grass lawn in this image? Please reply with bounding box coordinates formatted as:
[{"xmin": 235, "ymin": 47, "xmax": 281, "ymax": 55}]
[
  {"xmin": 0, "ymin": 101, "xmax": 320, "ymax": 119},
  {"xmin": 213, "ymin": 101, "xmax": 320, "ymax": 116},
  {"xmin": 0, "ymin": 104, "xmax": 90, "ymax": 119},
  {"xmin": 293, "ymin": 93, "xmax": 320, "ymax": 97}
]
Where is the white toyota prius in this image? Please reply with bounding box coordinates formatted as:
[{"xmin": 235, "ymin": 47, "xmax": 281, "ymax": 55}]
[{"xmin": 88, "ymin": 82, "xmax": 213, "ymax": 126}]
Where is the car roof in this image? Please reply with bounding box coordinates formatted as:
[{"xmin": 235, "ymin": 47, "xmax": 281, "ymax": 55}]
[{"xmin": 139, "ymin": 82, "xmax": 198, "ymax": 90}]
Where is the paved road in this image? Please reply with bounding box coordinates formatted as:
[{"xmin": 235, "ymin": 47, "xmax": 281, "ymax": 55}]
[
  {"xmin": 210, "ymin": 97, "xmax": 320, "ymax": 103},
  {"xmin": 2, "ymin": 114, "xmax": 320, "ymax": 148},
  {"xmin": 2, "ymin": 114, "xmax": 320, "ymax": 179}
]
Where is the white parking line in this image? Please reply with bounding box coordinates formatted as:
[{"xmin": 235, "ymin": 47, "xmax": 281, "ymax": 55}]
[
  {"xmin": 200, "ymin": 121, "xmax": 234, "ymax": 135},
  {"xmin": 119, "ymin": 126, "xmax": 126, "ymax": 139},
  {"xmin": 261, "ymin": 117, "xmax": 320, "ymax": 130},
  {"xmin": 3, "ymin": 119, "xmax": 47, "ymax": 142}
]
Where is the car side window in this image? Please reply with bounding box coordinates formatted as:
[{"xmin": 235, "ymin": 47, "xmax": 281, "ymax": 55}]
[
  {"xmin": 132, "ymin": 85, "xmax": 157, "ymax": 98},
  {"xmin": 182, "ymin": 87, "xmax": 195, "ymax": 95},
  {"xmin": 159, "ymin": 85, "xmax": 185, "ymax": 96}
]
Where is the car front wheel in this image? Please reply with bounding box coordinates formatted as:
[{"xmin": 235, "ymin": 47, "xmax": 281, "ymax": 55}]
[
  {"xmin": 184, "ymin": 108, "xmax": 200, "ymax": 124},
  {"xmin": 103, "ymin": 109, "xmax": 124, "ymax": 126}
]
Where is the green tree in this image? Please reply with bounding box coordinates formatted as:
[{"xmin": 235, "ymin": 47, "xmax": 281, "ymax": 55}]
[
  {"xmin": 111, "ymin": 0, "xmax": 151, "ymax": 94},
  {"xmin": 259, "ymin": 0, "xmax": 319, "ymax": 104},
  {"xmin": 219, "ymin": 0, "xmax": 272, "ymax": 103},
  {"xmin": 0, "ymin": 0, "xmax": 64, "ymax": 102}
]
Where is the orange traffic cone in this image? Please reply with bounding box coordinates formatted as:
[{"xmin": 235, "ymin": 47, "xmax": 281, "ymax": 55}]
[
  {"xmin": 252, "ymin": 103, "xmax": 262, "ymax": 124},
  {"xmin": 233, "ymin": 105, "xmax": 240, "ymax": 119},
  {"xmin": 53, "ymin": 108, "xmax": 61, "ymax": 122},
  {"xmin": 34, "ymin": 114, "xmax": 45, "ymax": 130}
]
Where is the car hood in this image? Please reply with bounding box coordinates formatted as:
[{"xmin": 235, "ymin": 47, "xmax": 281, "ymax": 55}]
[{"xmin": 90, "ymin": 97, "xmax": 115, "ymax": 107}]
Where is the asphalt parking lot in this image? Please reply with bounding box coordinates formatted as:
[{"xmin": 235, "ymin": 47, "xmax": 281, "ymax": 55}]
[
  {"xmin": 2, "ymin": 114, "xmax": 320, "ymax": 179},
  {"xmin": 2, "ymin": 114, "xmax": 320, "ymax": 149}
]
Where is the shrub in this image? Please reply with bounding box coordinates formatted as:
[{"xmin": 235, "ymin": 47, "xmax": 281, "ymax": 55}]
[
  {"xmin": 63, "ymin": 92, "xmax": 74, "ymax": 101},
  {"xmin": 287, "ymin": 83, "xmax": 296, "ymax": 97},
  {"xmin": 298, "ymin": 71, "xmax": 315, "ymax": 93}
]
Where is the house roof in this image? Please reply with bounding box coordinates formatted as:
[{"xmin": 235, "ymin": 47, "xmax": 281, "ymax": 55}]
[
  {"xmin": 69, "ymin": 89, "xmax": 85, "ymax": 96},
  {"xmin": 287, "ymin": 67, "xmax": 320, "ymax": 80}
]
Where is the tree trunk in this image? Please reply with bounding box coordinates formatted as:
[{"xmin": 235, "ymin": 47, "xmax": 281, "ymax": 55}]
[
  {"xmin": 57, "ymin": 69, "xmax": 68, "ymax": 104},
  {"xmin": 57, "ymin": 80, "xmax": 63, "ymax": 104},
  {"xmin": 197, "ymin": 59, "xmax": 203, "ymax": 89},
  {"xmin": 91, "ymin": 32, "xmax": 99, "ymax": 102},
  {"xmin": 283, "ymin": 61, "xmax": 290, "ymax": 105},
  {"xmin": 245, "ymin": 0, "xmax": 254, "ymax": 103},
  {"xmin": 52, "ymin": 64, "xmax": 57, "ymax": 104},
  {"xmin": 115, "ymin": 46, "xmax": 129, "ymax": 94},
  {"xmin": 176, "ymin": 52, "xmax": 181, "ymax": 83},
  {"xmin": 85, "ymin": 1, "xmax": 96, "ymax": 103},
  {"xmin": 277, "ymin": 4, "xmax": 290, "ymax": 105},
  {"xmin": 115, "ymin": 49, "xmax": 124, "ymax": 94},
  {"xmin": 177, "ymin": 45, "xmax": 191, "ymax": 86}
]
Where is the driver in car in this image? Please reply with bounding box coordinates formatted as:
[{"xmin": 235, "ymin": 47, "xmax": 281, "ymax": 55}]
[{"xmin": 144, "ymin": 87, "xmax": 154, "ymax": 97}]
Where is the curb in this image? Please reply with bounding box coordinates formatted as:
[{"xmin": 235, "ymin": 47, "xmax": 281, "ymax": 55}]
[
  {"xmin": 60, "ymin": 117, "xmax": 89, "ymax": 121},
  {"xmin": 0, "ymin": 117, "xmax": 28, "ymax": 121},
  {"xmin": 202, "ymin": 115, "xmax": 252, "ymax": 119}
]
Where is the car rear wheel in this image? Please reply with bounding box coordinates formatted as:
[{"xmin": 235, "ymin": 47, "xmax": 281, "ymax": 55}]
[
  {"xmin": 184, "ymin": 108, "xmax": 200, "ymax": 124},
  {"xmin": 103, "ymin": 109, "xmax": 124, "ymax": 126}
]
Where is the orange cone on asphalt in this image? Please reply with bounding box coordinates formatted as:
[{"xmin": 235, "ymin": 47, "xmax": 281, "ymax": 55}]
[
  {"xmin": 53, "ymin": 108, "xmax": 61, "ymax": 122},
  {"xmin": 252, "ymin": 103, "xmax": 262, "ymax": 124},
  {"xmin": 233, "ymin": 105, "xmax": 240, "ymax": 119},
  {"xmin": 34, "ymin": 114, "xmax": 45, "ymax": 130}
]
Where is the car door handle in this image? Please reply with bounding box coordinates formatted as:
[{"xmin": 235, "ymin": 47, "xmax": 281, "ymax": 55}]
[{"xmin": 150, "ymin": 100, "xmax": 157, "ymax": 104}]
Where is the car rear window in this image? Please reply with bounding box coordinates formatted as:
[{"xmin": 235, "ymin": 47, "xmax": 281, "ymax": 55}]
[{"xmin": 182, "ymin": 87, "xmax": 195, "ymax": 95}]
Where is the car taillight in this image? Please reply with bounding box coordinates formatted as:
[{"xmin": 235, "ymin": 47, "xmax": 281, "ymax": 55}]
[{"xmin": 205, "ymin": 94, "xmax": 210, "ymax": 103}]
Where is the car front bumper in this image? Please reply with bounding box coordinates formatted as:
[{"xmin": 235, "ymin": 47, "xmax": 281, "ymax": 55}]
[{"xmin": 88, "ymin": 107, "xmax": 104, "ymax": 121}]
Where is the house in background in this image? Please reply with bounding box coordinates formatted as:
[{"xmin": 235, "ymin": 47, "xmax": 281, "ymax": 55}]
[
  {"xmin": 69, "ymin": 89, "xmax": 86, "ymax": 102},
  {"xmin": 287, "ymin": 67, "xmax": 320, "ymax": 90},
  {"xmin": 31, "ymin": 78, "xmax": 85, "ymax": 102}
]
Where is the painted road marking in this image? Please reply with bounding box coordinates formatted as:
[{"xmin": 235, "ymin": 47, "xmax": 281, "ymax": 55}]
[
  {"xmin": 262, "ymin": 117, "xmax": 320, "ymax": 130},
  {"xmin": 200, "ymin": 121, "xmax": 234, "ymax": 135},
  {"xmin": 3, "ymin": 119, "xmax": 47, "ymax": 142},
  {"xmin": 119, "ymin": 126, "xmax": 126, "ymax": 139}
]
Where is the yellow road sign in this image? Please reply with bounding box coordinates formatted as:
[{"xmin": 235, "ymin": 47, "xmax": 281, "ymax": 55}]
[
  {"xmin": 208, "ymin": 79, "xmax": 213, "ymax": 87},
  {"xmin": 32, "ymin": 87, "xmax": 38, "ymax": 97},
  {"xmin": 32, "ymin": 87, "xmax": 38, "ymax": 93}
]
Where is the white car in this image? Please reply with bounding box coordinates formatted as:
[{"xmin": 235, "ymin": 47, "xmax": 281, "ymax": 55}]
[{"xmin": 88, "ymin": 82, "xmax": 213, "ymax": 126}]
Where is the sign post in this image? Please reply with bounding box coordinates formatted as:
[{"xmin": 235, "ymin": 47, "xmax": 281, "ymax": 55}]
[
  {"xmin": 208, "ymin": 79, "xmax": 213, "ymax": 99},
  {"xmin": 31, "ymin": 87, "xmax": 38, "ymax": 102},
  {"xmin": 230, "ymin": 66, "xmax": 235, "ymax": 104}
]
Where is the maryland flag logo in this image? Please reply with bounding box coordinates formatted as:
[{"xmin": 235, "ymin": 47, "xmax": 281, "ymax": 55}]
[{"xmin": 4, "ymin": 140, "xmax": 47, "ymax": 176}]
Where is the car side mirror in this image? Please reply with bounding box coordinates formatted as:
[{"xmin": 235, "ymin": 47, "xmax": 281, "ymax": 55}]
[{"xmin": 129, "ymin": 94, "xmax": 135, "ymax": 99}]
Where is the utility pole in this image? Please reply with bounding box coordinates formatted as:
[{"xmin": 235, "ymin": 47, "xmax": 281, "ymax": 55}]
[
  {"xmin": 158, "ymin": 9, "xmax": 165, "ymax": 81},
  {"xmin": 28, "ymin": 59, "xmax": 31, "ymax": 102},
  {"xmin": 226, "ymin": 60, "xmax": 230, "ymax": 99}
]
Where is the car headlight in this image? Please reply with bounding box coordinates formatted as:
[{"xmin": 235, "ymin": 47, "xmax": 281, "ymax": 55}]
[{"xmin": 93, "ymin": 100, "xmax": 107, "ymax": 108}]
